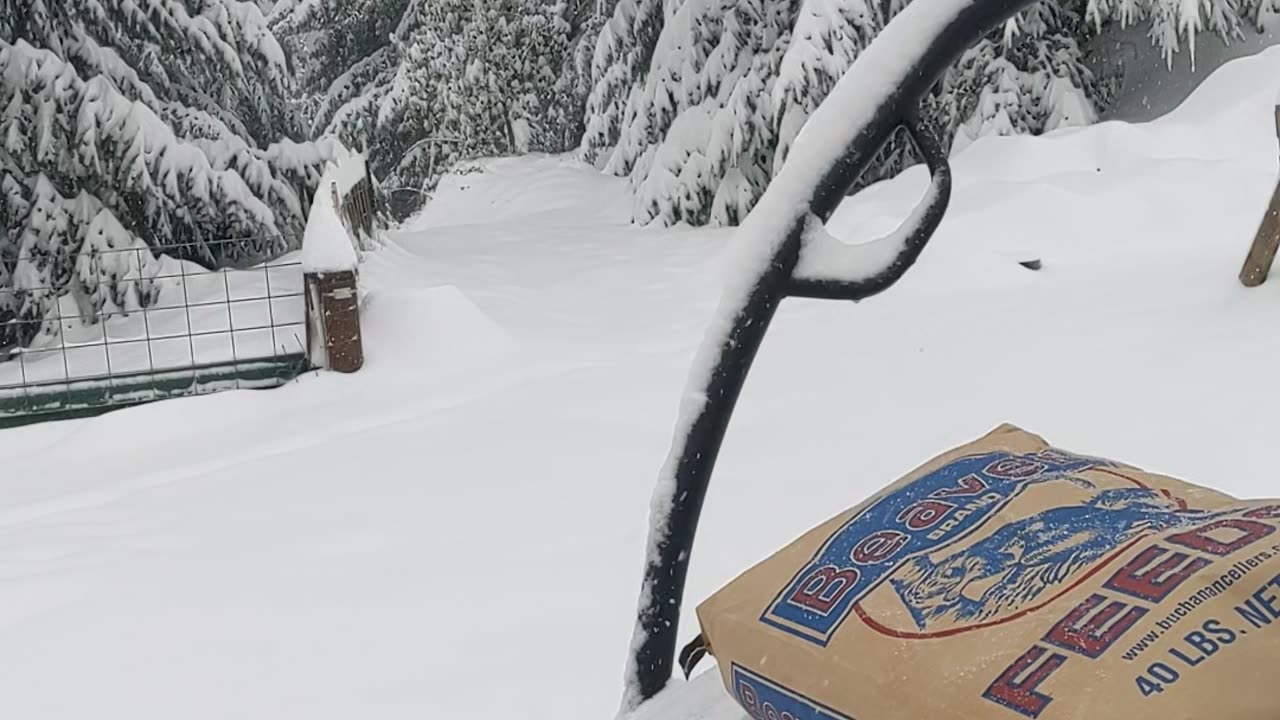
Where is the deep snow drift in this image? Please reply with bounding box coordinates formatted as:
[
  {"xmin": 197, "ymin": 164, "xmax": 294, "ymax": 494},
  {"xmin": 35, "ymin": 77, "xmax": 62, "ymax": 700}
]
[{"xmin": 0, "ymin": 44, "xmax": 1278, "ymax": 720}]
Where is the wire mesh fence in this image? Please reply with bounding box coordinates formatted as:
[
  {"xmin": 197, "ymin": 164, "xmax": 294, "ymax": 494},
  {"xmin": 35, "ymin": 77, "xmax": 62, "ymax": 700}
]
[
  {"xmin": 341, "ymin": 174, "xmax": 378, "ymax": 251},
  {"xmin": 0, "ymin": 158, "xmax": 381, "ymax": 426},
  {"xmin": 0, "ymin": 237, "xmax": 309, "ymax": 422}
]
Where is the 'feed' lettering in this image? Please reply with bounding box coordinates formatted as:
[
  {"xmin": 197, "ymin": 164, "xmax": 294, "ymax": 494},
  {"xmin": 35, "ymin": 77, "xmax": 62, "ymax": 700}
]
[
  {"xmin": 1104, "ymin": 545, "xmax": 1211, "ymax": 603},
  {"xmin": 982, "ymin": 646, "xmax": 1068, "ymax": 719},
  {"xmin": 1042, "ymin": 593, "xmax": 1149, "ymax": 659}
]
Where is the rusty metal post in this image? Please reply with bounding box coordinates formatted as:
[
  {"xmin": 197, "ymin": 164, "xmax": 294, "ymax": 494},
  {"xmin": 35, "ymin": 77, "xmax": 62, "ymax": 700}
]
[
  {"xmin": 1239, "ymin": 105, "xmax": 1280, "ymax": 287},
  {"xmin": 304, "ymin": 270, "xmax": 363, "ymax": 373}
]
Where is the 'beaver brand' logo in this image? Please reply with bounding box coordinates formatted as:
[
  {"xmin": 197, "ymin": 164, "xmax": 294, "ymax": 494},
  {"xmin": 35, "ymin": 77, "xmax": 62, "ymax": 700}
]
[{"xmin": 760, "ymin": 449, "xmax": 1233, "ymax": 645}]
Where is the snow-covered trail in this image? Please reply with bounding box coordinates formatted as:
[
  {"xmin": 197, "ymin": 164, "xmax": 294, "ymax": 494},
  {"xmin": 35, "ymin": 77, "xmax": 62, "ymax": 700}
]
[
  {"xmin": 0, "ymin": 45, "xmax": 1278, "ymax": 720},
  {"xmin": 0, "ymin": 158, "xmax": 735, "ymax": 720}
]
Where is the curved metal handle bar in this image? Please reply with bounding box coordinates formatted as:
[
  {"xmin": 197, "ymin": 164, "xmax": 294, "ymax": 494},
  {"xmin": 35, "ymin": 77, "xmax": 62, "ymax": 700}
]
[
  {"xmin": 790, "ymin": 117, "xmax": 952, "ymax": 300},
  {"xmin": 620, "ymin": 0, "xmax": 1044, "ymax": 712}
]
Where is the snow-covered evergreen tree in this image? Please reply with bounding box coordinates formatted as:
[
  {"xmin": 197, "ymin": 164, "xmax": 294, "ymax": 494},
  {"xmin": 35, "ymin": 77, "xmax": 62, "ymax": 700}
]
[
  {"xmin": 1086, "ymin": 0, "xmax": 1240, "ymax": 69},
  {"xmin": 579, "ymin": 0, "xmax": 666, "ymax": 165},
  {"xmin": 581, "ymin": 0, "xmax": 889, "ymax": 226},
  {"xmin": 604, "ymin": 0, "xmax": 732, "ymax": 184},
  {"xmin": 772, "ymin": 0, "xmax": 882, "ymax": 174},
  {"xmin": 269, "ymin": 0, "xmax": 412, "ymax": 139},
  {"xmin": 388, "ymin": 0, "xmax": 577, "ymax": 210},
  {"xmin": 276, "ymin": 0, "xmax": 582, "ymax": 219},
  {"xmin": 579, "ymin": 0, "xmax": 1252, "ymax": 228},
  {"xmin": 597, "ymin": 0, "xmax": 808, "ymax": 226},
  {"xmin": 937, "ymin": 3, "xmax": 1117, "ymax": 155},
  {"xmin": 1, "ymin": 0, "xmax": 341, "ymax": 351},
  {"xmin": 701, "ymin": 0, "xmax": 797, "ymax": 225}
]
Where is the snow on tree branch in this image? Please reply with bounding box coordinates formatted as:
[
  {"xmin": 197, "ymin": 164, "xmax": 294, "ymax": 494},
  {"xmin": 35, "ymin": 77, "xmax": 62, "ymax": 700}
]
[
  {"xmin": 582, "ymin": 0, "xmax": 1255, "ymax": 229},
  {"xmin": 1, "ymin": 0, "xmax": 344, "ymax": 350}
]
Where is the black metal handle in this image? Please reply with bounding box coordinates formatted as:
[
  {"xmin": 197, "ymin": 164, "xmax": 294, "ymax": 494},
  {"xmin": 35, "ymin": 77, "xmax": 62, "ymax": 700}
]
[
  {"xmin": 619, "ymin": 0, "xmax": 1045, "ymax": 713},
  {"xmin": 790, "ymin": 116, "xmax": 952, "ymax": 300}
]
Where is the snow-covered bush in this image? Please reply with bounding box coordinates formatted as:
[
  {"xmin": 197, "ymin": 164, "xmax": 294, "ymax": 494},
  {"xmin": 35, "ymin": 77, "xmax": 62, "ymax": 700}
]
[{"xmin": 1, "ymin": 0, "xmax": 341, "ymax": 351}]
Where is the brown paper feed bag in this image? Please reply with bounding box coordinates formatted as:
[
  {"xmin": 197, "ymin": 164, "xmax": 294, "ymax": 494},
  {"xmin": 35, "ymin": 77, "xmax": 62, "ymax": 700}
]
[{"xmin": 694, "ymin": 424, "xmax": 1280, "ymax": 720}]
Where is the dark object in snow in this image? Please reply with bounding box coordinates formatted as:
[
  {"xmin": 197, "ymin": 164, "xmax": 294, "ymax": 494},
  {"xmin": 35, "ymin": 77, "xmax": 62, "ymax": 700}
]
[
  {"xmin": 620, "ymin": 0, "xmax": 1078, "ymax": 712},
  {"xmin": 1020, "ymin": 259, "xmax": 1043, "ymax": 270}
]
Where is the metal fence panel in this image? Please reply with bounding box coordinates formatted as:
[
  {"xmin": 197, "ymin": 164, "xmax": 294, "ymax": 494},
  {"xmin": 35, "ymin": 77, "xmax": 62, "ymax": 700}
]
[{"xmin": 0, "ymin": 238, "xmax": 310, "ymax": 426}]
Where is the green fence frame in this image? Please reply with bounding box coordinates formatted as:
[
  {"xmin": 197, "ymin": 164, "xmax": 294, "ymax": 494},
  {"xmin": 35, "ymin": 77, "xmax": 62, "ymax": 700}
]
[{"xmin": 0, "ymin": 354, "xmax": 311, "ymax": 429}]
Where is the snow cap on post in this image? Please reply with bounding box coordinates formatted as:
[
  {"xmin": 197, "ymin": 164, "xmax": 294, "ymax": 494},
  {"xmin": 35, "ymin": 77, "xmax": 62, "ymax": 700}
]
[{"xmin": 301, "ymin": 163, "xmax": 359, "ymax": 274}]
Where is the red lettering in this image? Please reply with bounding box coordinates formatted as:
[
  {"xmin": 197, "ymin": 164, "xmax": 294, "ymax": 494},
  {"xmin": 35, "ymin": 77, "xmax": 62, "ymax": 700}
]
[
  {"xmin": 1166, "ymin": 518, "xmax": 1276, "ymax": 557},
  {"xmin": 982, "ymin": 645, "xmax": 1068, "ymax": 719},
  {"xmin": 851, "ymin": 530, "xmax": 909, "ymax": 565},
  {"xmin": 985, "ymin": 456, "xmax": 1047, "ymax": 480},
  {"xmin": 1041, "ymin": 593, "xmax": 1148, "ymax": 659},
  {"xmin": 1244, "ymin": 505, "xmax": 1280, "ymax": 520},
  {"xmin": 930, "ymin": 474, "xmax": 989, "ymax": 498},
  {"xmin": 788, "ymin": 566, "xmax": 859, "ymax": 614},
  {"xmin": 897, "ymin": 500, "xmax": 955, "ymax": 530},
  {"xmin": 1104, "ymin": 545, "xmax": 1212, "ymax": 603}
]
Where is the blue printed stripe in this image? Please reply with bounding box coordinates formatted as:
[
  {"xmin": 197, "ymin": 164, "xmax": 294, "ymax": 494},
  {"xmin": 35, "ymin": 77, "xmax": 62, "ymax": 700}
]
[
  {"xmin": 731, "ymin": 664, "xmax": 855, "ymax": 720},
  {"xmin": 761, "ymin": 449, "xmax": 1107, "ymax": 645}
]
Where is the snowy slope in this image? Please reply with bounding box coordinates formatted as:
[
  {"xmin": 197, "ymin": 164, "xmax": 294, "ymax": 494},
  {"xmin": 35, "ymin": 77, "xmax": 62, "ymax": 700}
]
[{"xmin": 0, "ymin": 45, "xmax": 1279, "ymax": 720}]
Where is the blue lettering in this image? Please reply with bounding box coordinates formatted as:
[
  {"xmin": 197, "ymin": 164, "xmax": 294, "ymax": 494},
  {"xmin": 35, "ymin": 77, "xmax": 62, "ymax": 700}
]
[
  {"xmin": 762, "ymin": 450, "xmax": 1109, "ymax": 645},
  {"xmin": 731, "ymin": 664, "xmax": 853, "ymax": 720}
]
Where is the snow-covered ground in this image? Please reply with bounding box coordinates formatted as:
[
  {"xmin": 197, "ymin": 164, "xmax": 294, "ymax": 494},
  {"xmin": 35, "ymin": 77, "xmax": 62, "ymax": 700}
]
[{"xmin": 1, "ymin": 43, "xmax": 1280, "ymax": 720}]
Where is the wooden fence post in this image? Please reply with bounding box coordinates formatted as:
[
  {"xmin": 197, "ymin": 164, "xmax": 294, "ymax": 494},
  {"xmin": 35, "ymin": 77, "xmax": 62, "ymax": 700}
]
[
  {"xmin": 1239, "ymin": 105, "xmax": 1280, "ymax": 287},
  {"xmin": 304, "ymin": 270, "xmax": 363, "ymax": 373},
  {"xmin": 304, "ymin": 178, "xmax": 365, "ymax": 374}
]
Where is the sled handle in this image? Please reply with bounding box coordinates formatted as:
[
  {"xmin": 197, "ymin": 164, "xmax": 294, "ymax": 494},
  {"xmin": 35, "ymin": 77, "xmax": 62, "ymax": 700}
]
[
  {"xmin": 790, "ymin": 116, "xmax": 953, "ymax": 300},
  {"xmin": 619, "ymin": 117, "xmax": 950, "ymax": 714}
]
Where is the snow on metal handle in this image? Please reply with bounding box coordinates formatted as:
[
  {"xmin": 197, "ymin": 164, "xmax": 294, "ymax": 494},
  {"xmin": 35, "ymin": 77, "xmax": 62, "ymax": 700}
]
[
  {"xmin": 790, "ymin": 116, "xmax": 952, "ymax": 299},
  {"xmin": 620, "ymin": 0, "xmax": 1042, "ymax": 714}
]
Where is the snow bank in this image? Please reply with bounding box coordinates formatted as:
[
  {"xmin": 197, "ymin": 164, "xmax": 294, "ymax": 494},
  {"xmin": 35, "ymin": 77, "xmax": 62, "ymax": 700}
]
[
  {"xmin": 821, "ymin": 44, "xmax": 1280, "ymax": 294},
  {"xmin": 358, "ymin": 285, "xmax": 515, "ymax": 373},
  {"xmin": 301, "ymin": 164, "xmax": 359, "ymax": 273}
]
